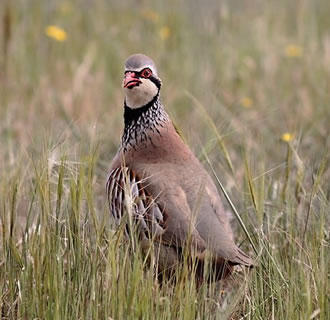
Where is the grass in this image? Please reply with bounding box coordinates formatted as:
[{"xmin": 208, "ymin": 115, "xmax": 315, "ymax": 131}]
[{"xmin": 0, "ymin": 0, "xmax": 329, "ymax": 319}]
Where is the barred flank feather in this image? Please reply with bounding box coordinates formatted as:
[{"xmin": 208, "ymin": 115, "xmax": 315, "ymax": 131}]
[{"xmin": 106, "ymin": 167, "xmax": 167, "ymax": 240}]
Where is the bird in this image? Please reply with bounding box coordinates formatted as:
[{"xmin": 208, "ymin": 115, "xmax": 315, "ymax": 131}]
[{"xmin": 106, "ymin": 53, "xmax": 254, "ymax": 281}]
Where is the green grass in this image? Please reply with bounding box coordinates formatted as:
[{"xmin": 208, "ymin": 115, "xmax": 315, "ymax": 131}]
[{"xmin": 0, "ymin": 0, "xmax": 329, "ymax": 319}]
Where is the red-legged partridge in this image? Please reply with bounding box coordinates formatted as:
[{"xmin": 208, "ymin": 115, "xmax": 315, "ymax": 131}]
[{"xmin": 106, "ymin": 54, "xmax": 253, "ymax": 279}]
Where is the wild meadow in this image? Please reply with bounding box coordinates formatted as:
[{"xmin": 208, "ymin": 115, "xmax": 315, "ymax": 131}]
[{"xmin": 0, "ymin": 0, "xmax": 329, "ymax": 319}]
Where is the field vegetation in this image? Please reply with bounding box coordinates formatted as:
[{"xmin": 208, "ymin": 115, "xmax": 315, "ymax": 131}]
[{"xmin": 0, "ymin": 0, "xmax": 329, "ymax": 319}]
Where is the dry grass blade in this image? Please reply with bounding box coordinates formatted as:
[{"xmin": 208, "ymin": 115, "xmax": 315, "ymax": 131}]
[
  {"xmin": 186, "ymin": 91, "xmax": 236, "ymax": 177},
  {"xmin": 202, "ymin": 147, "xmax": 258, "ymax": 256}
]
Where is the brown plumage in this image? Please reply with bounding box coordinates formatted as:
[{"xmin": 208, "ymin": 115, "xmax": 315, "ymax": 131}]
[{"xmin": 106, "ymin": 54, "xmax": 253, "ymax": 280}]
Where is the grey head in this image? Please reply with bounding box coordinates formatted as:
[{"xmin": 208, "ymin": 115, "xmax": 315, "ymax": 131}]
[
  {"xmin": 125, "ymin": 54, "xmax": 158, "ymax": 76},
  {"xmin": 122, "ymin": 54, "xmax": 162, "ymax": 109}
]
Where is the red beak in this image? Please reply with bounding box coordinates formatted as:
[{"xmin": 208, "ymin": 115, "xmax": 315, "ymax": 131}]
[{"xmin": 123, "ymin": 72, "xmax": 142, "ymax": 89}]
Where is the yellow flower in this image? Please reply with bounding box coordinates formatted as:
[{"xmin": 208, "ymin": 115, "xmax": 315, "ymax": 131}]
[
  {"xmin": 159, "ymin": 26, "xmax": 171, "ymax": 40},
  {"xmin": 285, "ymin": 45, "xmax": 303, "ymax": 57},
  {"xmin": 281, "ymin": 132, "xmax": 294, "ymax": 142},
  {"xmin": 142, "ymin": 9, "xmax": 160, "ymax": 23},
  {"xmin": 240, "ymin": 97, "xmax": 253, "ymax": 108},
  {"xmin": 45, "ymin": 25, "xmax": 67, "ymax": 42}
]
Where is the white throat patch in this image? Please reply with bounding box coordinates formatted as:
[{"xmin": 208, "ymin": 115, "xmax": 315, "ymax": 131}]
[{"xmin": 123, "ymin": 78, "xmax": 158, "ymax": 109}]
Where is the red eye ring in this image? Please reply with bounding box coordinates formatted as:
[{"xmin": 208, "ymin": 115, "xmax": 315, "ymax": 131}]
[{"xmin": 141, "ymin": 68, "xmax": 152, "ymax": 78}]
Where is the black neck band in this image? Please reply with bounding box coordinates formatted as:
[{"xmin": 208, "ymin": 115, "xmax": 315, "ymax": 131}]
[{"xmin": 124, "ymin": 93, "xmax": 159, "ymax": 126}]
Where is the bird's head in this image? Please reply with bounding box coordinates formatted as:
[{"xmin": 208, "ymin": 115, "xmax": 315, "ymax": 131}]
[{"xmin": 122, "ymin": 54, "xmax": 162, "ymax": 109}]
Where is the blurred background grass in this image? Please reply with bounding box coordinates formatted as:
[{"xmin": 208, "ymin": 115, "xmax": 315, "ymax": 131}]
[{"xmin": 0, "ymin": 0, "xmax": 329, "ymax": 319}]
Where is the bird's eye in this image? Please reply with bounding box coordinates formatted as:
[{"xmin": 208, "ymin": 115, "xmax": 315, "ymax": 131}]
[{"xmin": 141, "ymin": 68, "xmax": 152, "ymax": 78}]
